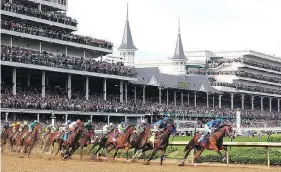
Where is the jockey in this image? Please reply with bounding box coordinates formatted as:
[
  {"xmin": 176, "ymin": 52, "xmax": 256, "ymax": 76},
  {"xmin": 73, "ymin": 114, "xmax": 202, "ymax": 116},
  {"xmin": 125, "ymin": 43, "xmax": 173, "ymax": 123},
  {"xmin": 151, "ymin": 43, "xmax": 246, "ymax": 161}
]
[
  {"xmin": 29, "ymin": 120, "xmax": 38, "ymax": 132},
  {"xmin": 19, "ymin": 121, "xmax": 28, "ymax": 133},
  {"xmin": 84, "ymin": 120, "xmax": 92, "ymax": 131},
  {"xmin": 13, "ymin": 122, "xmax": 21, "ymax": 133},
  {"xmin": 62, "ymin": 119, "xmax": 81, "ymax": 141},
  {"xmin": 117, "ymin": 121, "xmax": 126, "ymax": 134},
  {"xmin": 198, "ymin": 118, "xmax": 224, "ymax": 142},
  {"xmin": 135, "ymin": 120, "xmax": 147, "ymax": 134}
]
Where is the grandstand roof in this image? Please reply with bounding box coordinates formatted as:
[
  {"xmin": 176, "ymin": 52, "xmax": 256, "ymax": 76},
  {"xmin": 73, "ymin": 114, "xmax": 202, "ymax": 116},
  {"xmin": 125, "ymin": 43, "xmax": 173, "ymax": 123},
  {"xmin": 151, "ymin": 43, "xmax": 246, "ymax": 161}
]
[
  {"xmin": 133, "ymin": 67, "xmax": 219, "ymax": 93},
  {"xmin": 118, "ymin": 3, "xmax": 137, "ymax": 51}
]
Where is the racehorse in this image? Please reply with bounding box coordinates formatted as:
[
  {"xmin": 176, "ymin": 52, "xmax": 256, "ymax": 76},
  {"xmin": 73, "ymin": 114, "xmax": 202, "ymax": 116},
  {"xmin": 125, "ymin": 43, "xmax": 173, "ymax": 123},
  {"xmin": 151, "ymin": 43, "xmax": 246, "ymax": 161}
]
[
  {"xmin": 89, "ymin": 128, "xmax": 116, "ymax": 159},
  {"xmin": 50, "ymin": 131, "xmax": 64, "ymax": 154},
  {"xmin": 16, "ymin": 123, "xmax": 40, "ymax": 158},
  {"xmin": 129, "ymin": 126, "xmax": 151, "ymax": 162},
  {"xmin": 143, "ymin": 124, "xmax": 177, "ymax": 165},
  {"xmin": 1, "ymin": 127, "xmax": 13, "ymax": 152},
  {"xmin": 57, "ymin": 124, "xmax": 84, "ymax": 160},
  {"xmin": 40, "ymin": 130, "xmax": 53, "ymax": 153},
  {"xmin": 76, "ymin": 128, "xmax": 95, "ymax": 160},
  {"xmin": 178, "ymin": 125, "xmax": 234, "ymax": 166},
  {"xmin": 104, "ymin": 125, "xmax": 135, "ymax": 162}
]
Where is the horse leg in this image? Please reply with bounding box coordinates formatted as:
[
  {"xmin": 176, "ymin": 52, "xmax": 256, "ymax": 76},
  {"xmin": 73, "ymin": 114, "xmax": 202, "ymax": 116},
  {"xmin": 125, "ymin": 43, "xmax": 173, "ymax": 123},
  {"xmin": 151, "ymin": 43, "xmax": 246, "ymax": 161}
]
[
  {"xmin": 160, "ymin": 149, "xmax": 166, "ymax": 166},
  {"xmin": 80, "ymin": 145, "xmax": 83, "ymax": 160},
  {"xmin": 113, "ymin": 148, "xmax": 119, "ymax": 160},
  {"xmin": 130, "ymin": 148, "xmax": 138, "ymax": 163},
  {"xmin": 179, "ymin": 144, "xmax": 195, "ymax": 166},
  {"xmin": 143, "ymin": 149, "xmax": 157, "ymax": 165},
  {"xmin": 124, "ymin": 146, "xmax": 130, "ymax": 163},
  {"xmin": 194, "ymin": 148, "xmax": 205, "ymax": 166}
]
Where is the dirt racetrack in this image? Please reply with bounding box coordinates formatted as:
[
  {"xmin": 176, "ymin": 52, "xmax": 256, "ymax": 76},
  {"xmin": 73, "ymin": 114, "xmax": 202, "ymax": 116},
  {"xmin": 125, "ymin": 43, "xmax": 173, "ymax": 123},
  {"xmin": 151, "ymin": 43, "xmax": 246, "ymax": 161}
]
[{"xmin": 1, "ymin": 152, "xmax": 281, "ymax": 172}]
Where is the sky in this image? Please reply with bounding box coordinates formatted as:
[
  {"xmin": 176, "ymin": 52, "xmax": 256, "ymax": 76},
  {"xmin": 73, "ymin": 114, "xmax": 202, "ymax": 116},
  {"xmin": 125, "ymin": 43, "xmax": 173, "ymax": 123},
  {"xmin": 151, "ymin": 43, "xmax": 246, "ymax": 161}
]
[{"xmin": 67, "ymin": 0, "xmax": 281, "ymax": 61}]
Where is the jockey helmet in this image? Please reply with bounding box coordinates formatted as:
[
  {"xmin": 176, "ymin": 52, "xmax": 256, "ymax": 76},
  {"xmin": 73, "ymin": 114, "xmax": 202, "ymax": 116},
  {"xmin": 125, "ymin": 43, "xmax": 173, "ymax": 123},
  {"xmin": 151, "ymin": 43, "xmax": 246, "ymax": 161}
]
[
  {"xmin": 76, "ymin": 119, "xmax": 81, "ymax": 124},
  {"xmin": 163, "ymin": 117, "xmax": 169, "ymax": 121},
  {"xmin": 23, "ymin": 121, "xmax": 28, "ymax": 125},
  {"xmin": 217, "ymin": 118, "xmax": 223, "ymax": 123},
  {"xmin": 16, "ymin": 122, "xmax": 21, "ymax": 125},
  {"xmin": 67, "ymin": 120, "xmax": 71, "ymax": 124},
  {"xmin": 109, "ymin": 123, "xmax": 113, "ymax": 126},
  {"xmin": 141, "ymin": 120, "xmax": 146, "ymax": 123},
  {"xmin": 88, "ymin": 120, "xmax": 91, "ymax": 123},
  {"xmin": 34, "ymin": 120, "xmax": 38, "ymax": 123}
]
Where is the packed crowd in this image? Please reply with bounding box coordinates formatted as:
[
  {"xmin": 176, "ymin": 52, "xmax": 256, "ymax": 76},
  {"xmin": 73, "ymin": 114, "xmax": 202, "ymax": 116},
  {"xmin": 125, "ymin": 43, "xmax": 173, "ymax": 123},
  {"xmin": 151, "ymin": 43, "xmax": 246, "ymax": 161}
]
[
  {"xmin": 1, "ymin": 85, "xmax": 280, "ymax": 125},
  {"xmin": 1, "ymin": 18, "xmax": 113, "ymax": 49},
  {"xmin": 211, "ymin": 82, "xmax": 281, "ymax": 95},
  {"xmin": 1, "ymin": 45, "xmax": 135, "ymax": 77},
  {"xmin": 1, "ymin": 1, "xmax": 78, "ymax": 26},
  {"xmin": 206, "ymin": 58, "xmax": 281, "ymax": 72},
  {"xmin": 190, "ymin": 70, "xmax": 281, "ymax": 84}
]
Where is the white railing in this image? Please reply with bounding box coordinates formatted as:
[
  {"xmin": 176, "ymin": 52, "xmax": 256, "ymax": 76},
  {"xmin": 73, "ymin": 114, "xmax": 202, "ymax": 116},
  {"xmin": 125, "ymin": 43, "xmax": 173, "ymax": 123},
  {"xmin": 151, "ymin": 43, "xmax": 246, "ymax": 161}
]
[{"xmin": 169, "ymin": 141, "xmax": 281, "ymax": 168}]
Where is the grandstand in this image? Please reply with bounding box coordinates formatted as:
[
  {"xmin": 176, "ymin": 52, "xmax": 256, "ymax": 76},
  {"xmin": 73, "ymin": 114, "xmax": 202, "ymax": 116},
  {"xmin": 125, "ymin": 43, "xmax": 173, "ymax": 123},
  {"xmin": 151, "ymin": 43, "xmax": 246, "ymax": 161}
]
[{"xmin": 1, "ymin": 0, "xmax": 280, "ymax": 129}]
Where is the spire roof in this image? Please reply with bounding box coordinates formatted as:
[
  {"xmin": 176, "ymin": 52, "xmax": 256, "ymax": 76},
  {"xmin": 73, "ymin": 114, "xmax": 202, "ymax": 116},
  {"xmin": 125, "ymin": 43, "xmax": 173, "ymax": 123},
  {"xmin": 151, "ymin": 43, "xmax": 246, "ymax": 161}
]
[
  {"xmin": 118, "ymin": 3, "xmax": 137, "ymax": 51},
  {"xmin": 171, "ymin": 18, "xmax": 187, "ymax": 61}
]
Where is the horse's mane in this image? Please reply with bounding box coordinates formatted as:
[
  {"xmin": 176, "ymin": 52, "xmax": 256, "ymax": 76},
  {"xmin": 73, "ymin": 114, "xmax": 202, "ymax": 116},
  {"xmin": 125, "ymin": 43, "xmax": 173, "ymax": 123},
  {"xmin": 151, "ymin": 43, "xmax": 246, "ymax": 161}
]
[{"xmin": 124, "ymin": 124, "xmax": 135, "ymax": 132}]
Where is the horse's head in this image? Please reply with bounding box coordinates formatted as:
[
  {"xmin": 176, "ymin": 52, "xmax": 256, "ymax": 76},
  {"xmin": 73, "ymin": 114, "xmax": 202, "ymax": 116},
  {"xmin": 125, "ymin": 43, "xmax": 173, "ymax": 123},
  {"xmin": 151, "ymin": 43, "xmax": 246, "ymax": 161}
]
[
  {"xmin": 125, "ymin": 125, "xmax": 135, "ymax": 134},
  {"xmin": 224, "ymin": 125, "xmax": 234, "ymax": 137},
  {"xmin": 87, "ymin": 129, "xmax": 95, "ymax": 140},
  {"xmin": 34, "ymin": 123, "xmax": 40, "ymax": 132}
]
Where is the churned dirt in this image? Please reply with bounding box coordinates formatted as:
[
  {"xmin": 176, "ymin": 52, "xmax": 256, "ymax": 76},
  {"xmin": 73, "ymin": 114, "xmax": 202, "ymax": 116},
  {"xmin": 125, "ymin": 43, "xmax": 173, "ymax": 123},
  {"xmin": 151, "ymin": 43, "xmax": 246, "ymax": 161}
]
[{"xmin": 1, "ymin": 152, "xmax": 281, "ymax": 172}]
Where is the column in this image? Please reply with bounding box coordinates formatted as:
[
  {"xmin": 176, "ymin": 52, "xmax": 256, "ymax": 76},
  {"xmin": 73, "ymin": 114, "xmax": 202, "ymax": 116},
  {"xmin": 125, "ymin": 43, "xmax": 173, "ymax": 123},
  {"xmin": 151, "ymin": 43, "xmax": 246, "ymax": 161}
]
[
  {"xmin": 38, "ymin": 3, "xmax": 41, "ymax": 10},
  {"xmin": 39, "ymin": 41, "xmax": 42, "ymax": 53},
  {"xmin": 142, "ymin": 86, "xmax": 146, "ymax": 104},
  {"xmin": 261, "ymin": 96, "xmax": 264, "ymax": 111},
  {"xmin": 181, "ymin": 92, "xmax": 183, "ymax": 106},
  {"xmin": 166, "ymin": 89, "xmax": 169, "ymax": 106},
  {"xmin": 5, "ymin": 112, "xmax": 9, "ymax": 122},
  {"xmin": 67, "ymin": 74, "xmax": 71, "ymax": 99},
  {"xmin": 65, "ymin": 46, "xmax": 68, "ymax": 56},
  {"xmin": 42, "ymin": 71, "xmax": 46, "ymax": 98},
  {"xmin": 213, "ymin": 94, "xmax": 215, "ymax": 108},
  {"xmin": 65, "ymin": 114, "xmax": 68, "ymax": 123},
  {"xmin": 174, "ymin": 90, "xmax": 177, "ymax": 106},
  {"xmin": 9, "ymin": 36, "xmax": 12, "ymax": 47},
  {"xmin": 37, "ymin": 113, "xmax": 40, "ymax": 123},
  {"xmin": 194, "ymin": 92, "xmax": 197, "ymax": 107},
  {"xmin": 251, "ymin": 95, "xmax": 255, "ymax": 110},
  {"xmin": 120, "ymin": 81, "xmax": 124, "ymax": 103},
  {"xmin": 230, "ymin": 93, "xmax": 234, "ymax": 110},
  {"xmin": 90, "ymin": 115, "xmax": 93, "ymax": 122},
  {"xmin": 125, "ymin": 82, "xmax": 128, "ymax": 103},
  {"xmin": 277, "ymin": 99, "xmax": 280, "ymax": 112},
  {"xmin": 219, "ymin": 94, "xmax": 222, "ymax": 108},
  {"xmin": 241, "ymin": 94, "xmax": 245, "ymax": 110},
  {"xmin": 12, "ymin": 67, "xmax": 16, "ymax": 96},
  {"xmin": 134, "ymin": 86, "xmax": 137, "ymax": 104},
  {"xmin": 269, "ymin": 97, "xmax": 272, "ymax": 112},
  {"xmin": 187, "ymin": 92, "xmax": 190, "ymax": 106},
  {"xmin": 107, "ymin": 116, "xmax": 110, "ymax": 125},
  {"xmin": 206, "ymin": 92, "xmax": 209, "ymax": 108},
  {"xmin": 83, "ymin": 49, "xmax": 86, "ymax": 58},
  {"xmin": 27, "ymin": 73, "xmax": 30, "ymax": 87},
  {"xmin": 85, "ymin": 76, "xmax": 89, "ymax": 100},
  {"xmin": 159, "ymin": 88, "xmax": 162, "ymax": 105},
  {"xmin": 103, "ymin": 78, "xmax": 107, "ymax": 101}
]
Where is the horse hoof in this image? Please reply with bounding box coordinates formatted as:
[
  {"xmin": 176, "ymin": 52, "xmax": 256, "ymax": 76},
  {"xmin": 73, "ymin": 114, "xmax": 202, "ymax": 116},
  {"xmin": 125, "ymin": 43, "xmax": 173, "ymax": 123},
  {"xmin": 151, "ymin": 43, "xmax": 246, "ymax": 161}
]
[
  {"xmin": 194, "ymin": 163, "xmax": 197, "ymax": 167},
  {"xmin": 143, "ymin": 161, "xmax": 149, "ymax": 165},
  {"xmin": 178, "ymin": 162, "xmax": 185, "ymax": 166}
]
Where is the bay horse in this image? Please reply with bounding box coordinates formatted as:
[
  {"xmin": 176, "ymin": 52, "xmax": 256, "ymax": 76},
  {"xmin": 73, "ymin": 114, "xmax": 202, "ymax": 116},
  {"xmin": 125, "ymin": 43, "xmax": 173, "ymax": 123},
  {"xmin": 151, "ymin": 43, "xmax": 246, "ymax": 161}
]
[
  {"xmin": 178, "ymin": 125, "xmax": 234, "ymax": 166},
  {"xmin": 40, "ymin": 129, "xmax": 53, "ymax": 153},
  {"xmin": 143, "ymin": 124, "xmax": 177, "ymax": 165},
  {"xmin": 50, "ymin": 131, "xmax": 64, "ymax": 154},
  {"xmin": 89, "ymin": 128, "xmax": 116, "ymax": 159},
  {"xmin": 16, "ymin": 123, "xmax": 40, "ymax": 158},
  {"xmin": 129, "ymin": 126, "xmax": 151, "ymax": 162},
  {"xmin": 77, "ymin": 128, "xmax": 95, "ymax": 160},
  {"xmin": 104, "ymin": 125, "xmax": 135, "ymax": 162},
  {"xmin": 1, "ymin": 127, "xmax": 13, "ymax": 152},
  {"xmin": 57, "ymin": 124, "xmax": 84, "ymax": 160}
]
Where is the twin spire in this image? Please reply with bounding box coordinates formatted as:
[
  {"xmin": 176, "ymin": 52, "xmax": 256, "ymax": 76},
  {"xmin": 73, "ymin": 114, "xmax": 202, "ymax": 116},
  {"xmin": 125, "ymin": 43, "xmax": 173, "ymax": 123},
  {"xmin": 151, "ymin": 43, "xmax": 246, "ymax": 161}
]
[
  {"xmin": 118, "ymin": 3, "xmax": 186, "ymax": 62},
  {"xmin": 171, "ymin": 18, "xmax": 187, "ymax": 61},
  {"xmin": 118, "ymin": 3, "xmax": 137, "ymax": 51}
]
